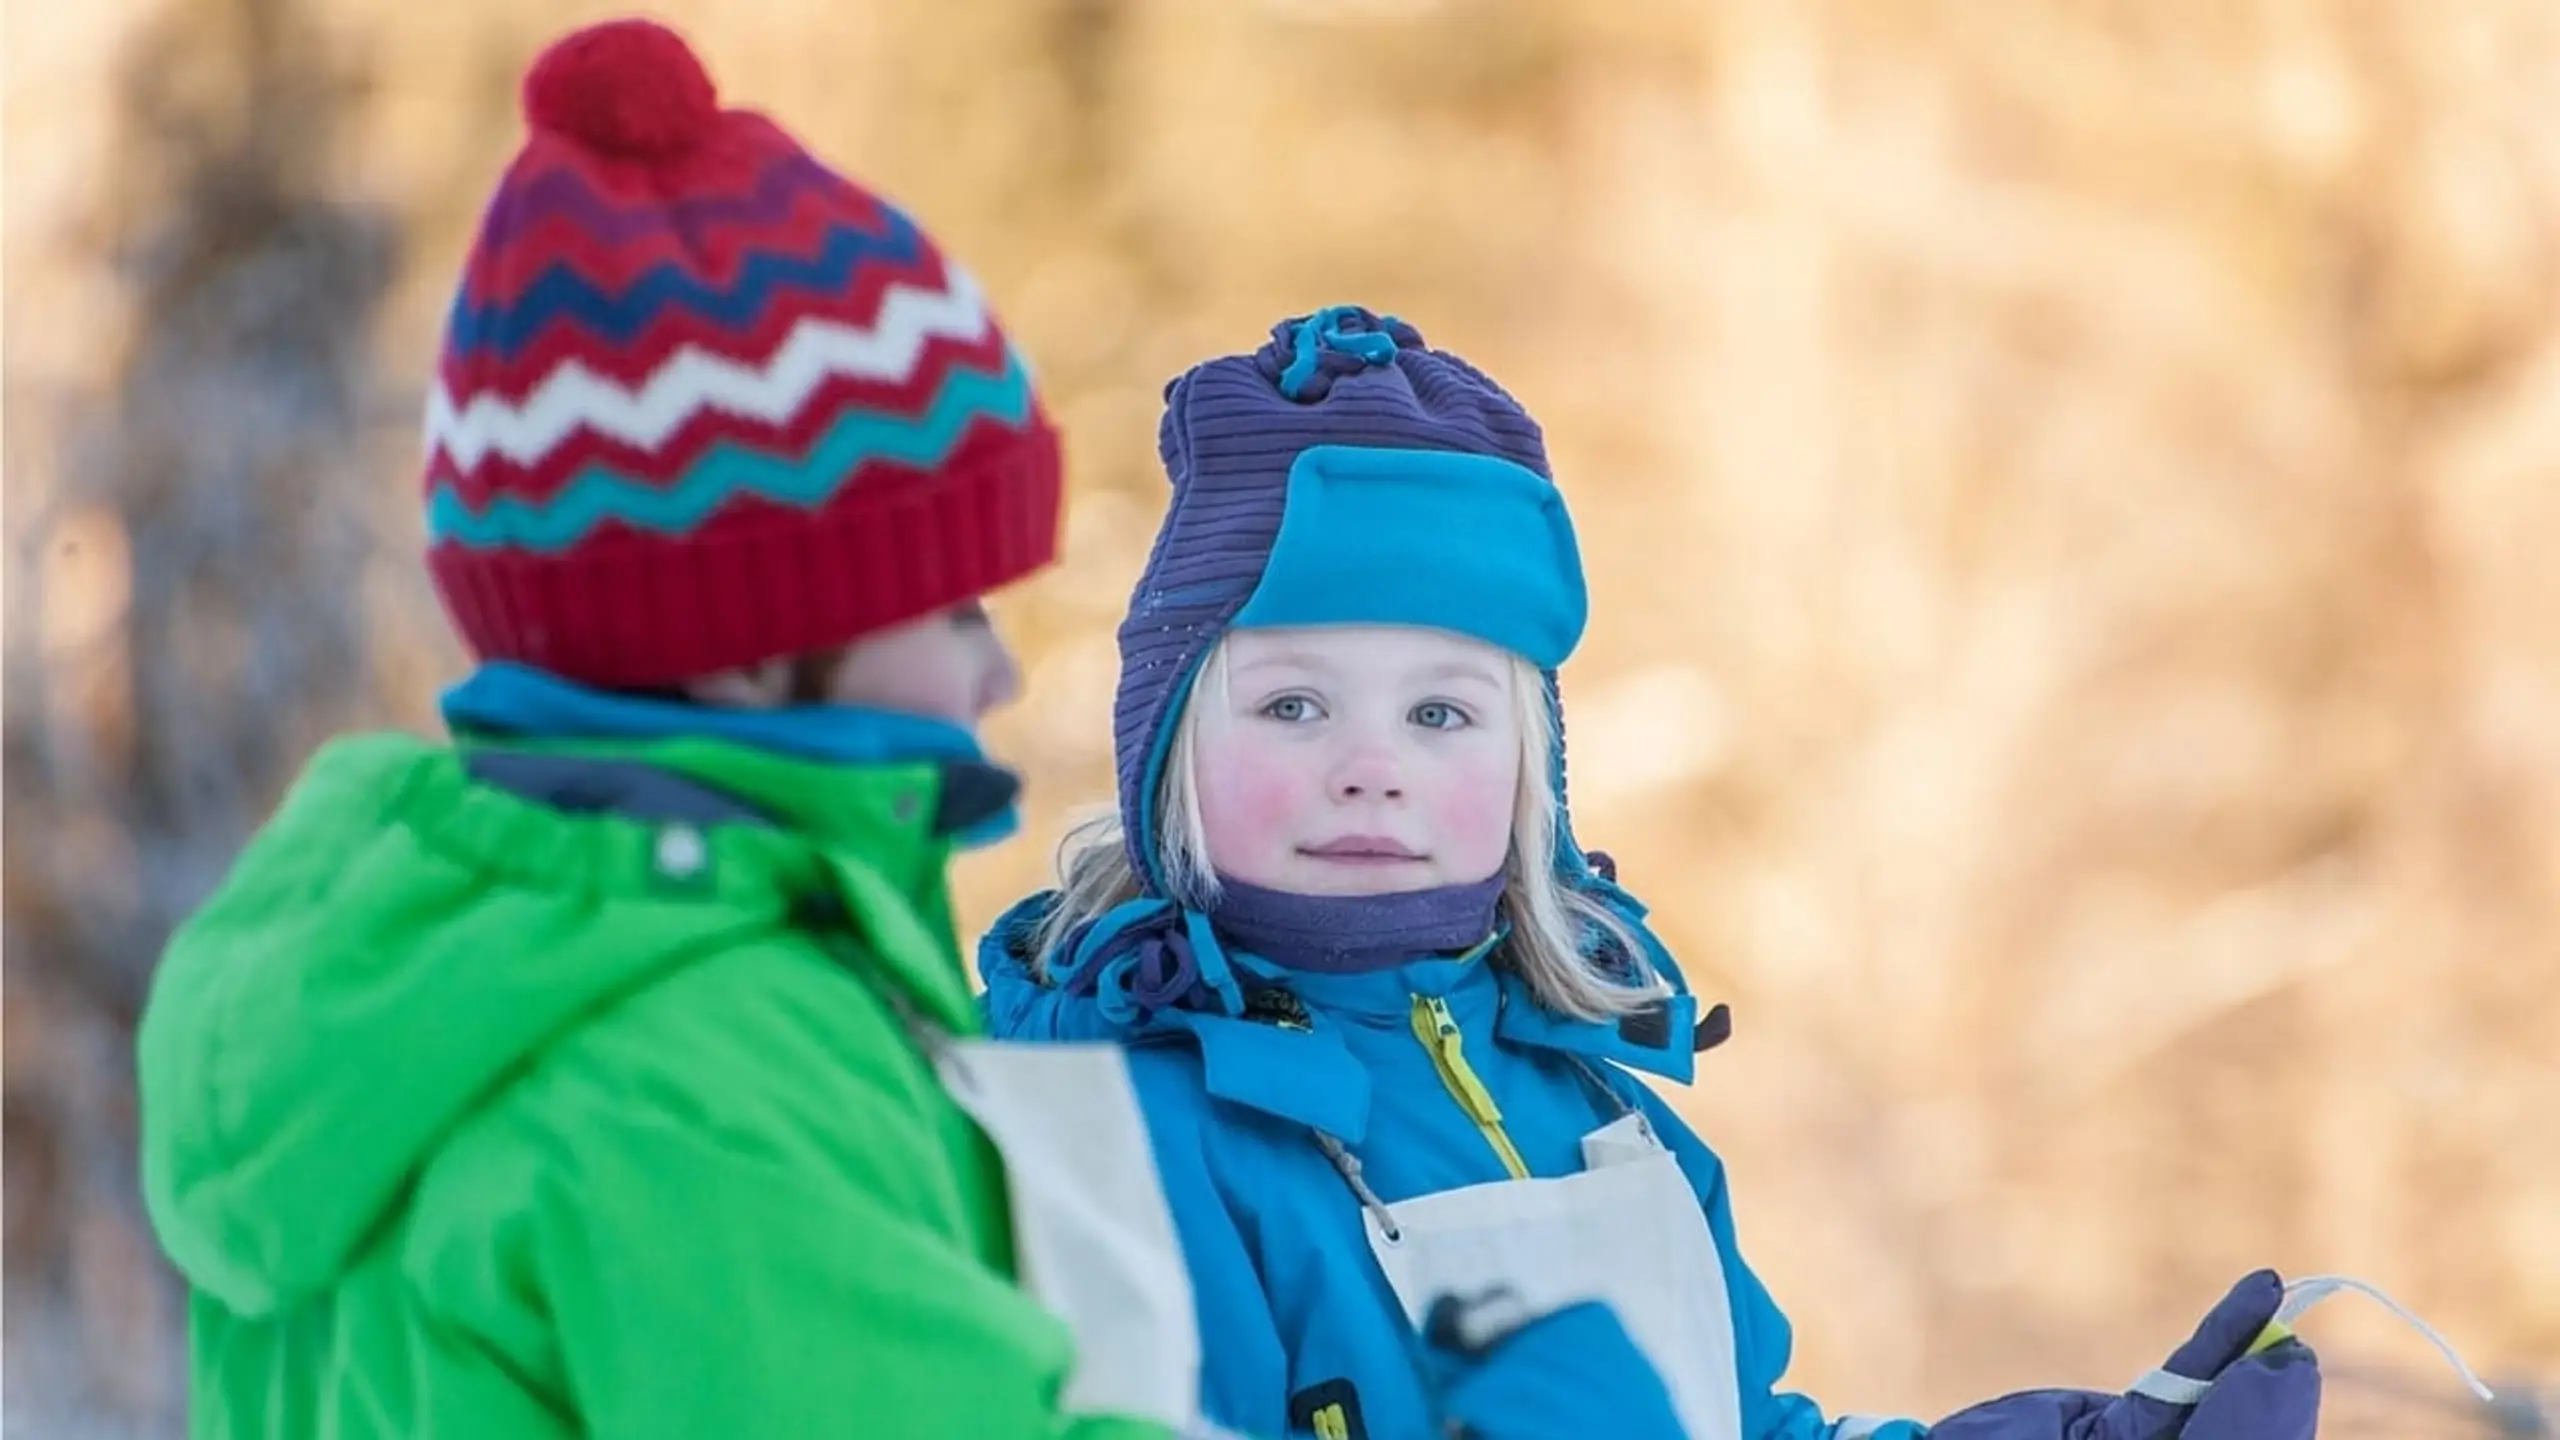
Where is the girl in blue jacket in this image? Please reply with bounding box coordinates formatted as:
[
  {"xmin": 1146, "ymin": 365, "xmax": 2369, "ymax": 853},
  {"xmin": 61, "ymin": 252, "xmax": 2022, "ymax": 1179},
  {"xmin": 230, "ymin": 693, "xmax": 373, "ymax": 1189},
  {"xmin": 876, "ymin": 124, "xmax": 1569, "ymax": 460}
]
[{"xmin": 982, "ymin": 307, "xmax": 2321, "ymax": 1440}]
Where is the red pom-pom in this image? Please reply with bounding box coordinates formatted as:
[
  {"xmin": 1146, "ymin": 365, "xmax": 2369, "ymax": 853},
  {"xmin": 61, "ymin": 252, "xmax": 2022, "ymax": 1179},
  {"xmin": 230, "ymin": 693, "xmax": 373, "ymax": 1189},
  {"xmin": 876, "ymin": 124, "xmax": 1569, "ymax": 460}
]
[{"xmin": 522, "ymin": 19, "xmax": 719, "ymax": 158}]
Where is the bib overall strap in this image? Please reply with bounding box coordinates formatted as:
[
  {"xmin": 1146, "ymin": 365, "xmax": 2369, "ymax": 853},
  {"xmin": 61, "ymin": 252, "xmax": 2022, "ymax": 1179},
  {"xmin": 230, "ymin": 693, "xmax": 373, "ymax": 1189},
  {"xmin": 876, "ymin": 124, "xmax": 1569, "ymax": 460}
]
[{"xmin": 1565, "ymin": 1054, "xmax": 1642, "ymax": 1122}]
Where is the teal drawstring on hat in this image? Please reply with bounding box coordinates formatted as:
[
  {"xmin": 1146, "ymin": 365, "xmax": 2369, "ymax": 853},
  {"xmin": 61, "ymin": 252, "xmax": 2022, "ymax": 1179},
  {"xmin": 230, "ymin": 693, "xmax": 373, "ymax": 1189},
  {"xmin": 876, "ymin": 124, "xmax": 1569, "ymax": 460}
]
[{"xmin": 1277, "ymin": 305, "xmax": 1404, "ymax": 401}]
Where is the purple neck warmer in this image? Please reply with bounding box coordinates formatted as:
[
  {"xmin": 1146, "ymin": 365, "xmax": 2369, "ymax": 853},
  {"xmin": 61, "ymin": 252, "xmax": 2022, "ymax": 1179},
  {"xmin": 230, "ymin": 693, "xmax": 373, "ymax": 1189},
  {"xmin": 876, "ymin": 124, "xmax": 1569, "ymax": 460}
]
[{"xmin": 1208, "ymin": 872, "xmax": 1506, "ymax": 974}]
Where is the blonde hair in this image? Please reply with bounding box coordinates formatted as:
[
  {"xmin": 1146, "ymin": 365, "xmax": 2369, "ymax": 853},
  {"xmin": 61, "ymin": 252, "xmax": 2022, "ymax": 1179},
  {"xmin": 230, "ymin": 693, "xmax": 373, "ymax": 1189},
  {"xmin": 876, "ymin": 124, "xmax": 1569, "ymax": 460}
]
[{"xmin": 1036, "ymin": 639, "xmax": 1666, "ymax": 1022}]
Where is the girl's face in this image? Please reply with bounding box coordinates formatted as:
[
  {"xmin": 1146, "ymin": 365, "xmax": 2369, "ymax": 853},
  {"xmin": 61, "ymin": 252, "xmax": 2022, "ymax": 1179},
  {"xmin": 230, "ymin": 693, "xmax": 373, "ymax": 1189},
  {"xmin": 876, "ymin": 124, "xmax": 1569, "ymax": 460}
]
[{"xmin": 1192, "ymin": 625, "xmax": 1520, "ymax": 896}]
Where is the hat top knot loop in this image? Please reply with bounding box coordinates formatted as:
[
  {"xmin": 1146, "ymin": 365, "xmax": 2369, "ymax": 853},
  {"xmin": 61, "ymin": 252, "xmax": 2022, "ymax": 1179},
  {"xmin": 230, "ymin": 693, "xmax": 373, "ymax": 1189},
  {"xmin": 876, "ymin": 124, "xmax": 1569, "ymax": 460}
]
[{"xmin": 1258, "ymin": 306, "xmax": 1422, "ymax": 402}]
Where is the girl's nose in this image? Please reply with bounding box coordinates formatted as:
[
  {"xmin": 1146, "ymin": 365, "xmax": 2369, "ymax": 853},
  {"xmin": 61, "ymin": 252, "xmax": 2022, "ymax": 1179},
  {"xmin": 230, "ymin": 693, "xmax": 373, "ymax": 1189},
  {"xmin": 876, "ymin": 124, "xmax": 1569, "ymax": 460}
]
[{"xmin": 1329, "ymin": 748, "xmax": 1406, "ymax": 801}]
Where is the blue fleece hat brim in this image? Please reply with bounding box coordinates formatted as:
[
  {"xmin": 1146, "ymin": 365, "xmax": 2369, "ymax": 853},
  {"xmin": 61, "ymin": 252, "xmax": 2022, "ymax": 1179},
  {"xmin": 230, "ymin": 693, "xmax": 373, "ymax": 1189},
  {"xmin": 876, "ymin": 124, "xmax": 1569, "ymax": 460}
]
[{"xmin": 1227, "ymin": 445, "xmax": 1588, "ymax": 670}]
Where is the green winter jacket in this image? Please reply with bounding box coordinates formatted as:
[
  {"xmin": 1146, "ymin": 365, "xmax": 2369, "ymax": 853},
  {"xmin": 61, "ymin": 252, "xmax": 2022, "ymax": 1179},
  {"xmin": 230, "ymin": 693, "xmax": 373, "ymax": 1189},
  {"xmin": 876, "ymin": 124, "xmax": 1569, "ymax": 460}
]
[{"xmin": 138, "ymin": 730, "xmax": 1162, "ymax": 1439}]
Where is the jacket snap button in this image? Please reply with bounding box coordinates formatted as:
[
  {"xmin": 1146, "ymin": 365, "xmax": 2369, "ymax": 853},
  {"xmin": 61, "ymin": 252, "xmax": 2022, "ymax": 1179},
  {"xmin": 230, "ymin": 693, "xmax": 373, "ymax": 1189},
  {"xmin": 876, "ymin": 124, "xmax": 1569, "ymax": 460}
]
[{"xmin": 654, "ymin": 824, "xmax": 709, "ymax": 880}]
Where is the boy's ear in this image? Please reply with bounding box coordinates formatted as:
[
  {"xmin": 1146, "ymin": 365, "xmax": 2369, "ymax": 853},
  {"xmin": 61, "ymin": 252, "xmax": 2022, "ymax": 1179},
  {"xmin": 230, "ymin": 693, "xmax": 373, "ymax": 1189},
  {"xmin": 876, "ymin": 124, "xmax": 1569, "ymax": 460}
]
[
  {"xmin": 784, "ymin": 649, "xmax": 851, "ymax": 705},
  {"xmin": 680, "ymin": 659, "xmax": 795, "ymax": 709}
]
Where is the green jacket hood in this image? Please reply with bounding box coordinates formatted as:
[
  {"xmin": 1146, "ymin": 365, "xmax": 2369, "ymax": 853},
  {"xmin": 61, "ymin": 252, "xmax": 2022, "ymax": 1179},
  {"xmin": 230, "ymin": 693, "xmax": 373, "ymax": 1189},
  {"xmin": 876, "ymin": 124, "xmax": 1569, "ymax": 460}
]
[{"xmin": 137, "ymin": 731, "xmax": 978, "ymax": 1316}]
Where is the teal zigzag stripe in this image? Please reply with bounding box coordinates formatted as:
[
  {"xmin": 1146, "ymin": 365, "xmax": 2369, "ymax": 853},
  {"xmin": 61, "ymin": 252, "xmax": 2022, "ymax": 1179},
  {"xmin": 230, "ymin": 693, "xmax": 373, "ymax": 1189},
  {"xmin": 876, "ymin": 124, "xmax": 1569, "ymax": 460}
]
[{"xmin": 429, "ymin": 350, "xmax": 1035, "ymax": 553}]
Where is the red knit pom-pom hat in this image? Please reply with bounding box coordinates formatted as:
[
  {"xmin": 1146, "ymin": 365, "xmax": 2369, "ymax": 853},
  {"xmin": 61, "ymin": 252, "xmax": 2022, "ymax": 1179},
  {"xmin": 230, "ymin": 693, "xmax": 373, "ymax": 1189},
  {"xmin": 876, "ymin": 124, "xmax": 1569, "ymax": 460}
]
[{"xmin": 423, "ymin": 18, "xmax": 1062, "ymax": 689}]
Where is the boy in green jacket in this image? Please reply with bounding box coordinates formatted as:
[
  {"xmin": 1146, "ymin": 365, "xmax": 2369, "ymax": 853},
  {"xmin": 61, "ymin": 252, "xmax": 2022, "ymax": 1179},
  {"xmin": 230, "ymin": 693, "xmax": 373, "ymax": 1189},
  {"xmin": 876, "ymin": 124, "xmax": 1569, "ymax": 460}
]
[{"xmin": 137, "ymin": 19, "xmax": 1194, "ymax": 1437}]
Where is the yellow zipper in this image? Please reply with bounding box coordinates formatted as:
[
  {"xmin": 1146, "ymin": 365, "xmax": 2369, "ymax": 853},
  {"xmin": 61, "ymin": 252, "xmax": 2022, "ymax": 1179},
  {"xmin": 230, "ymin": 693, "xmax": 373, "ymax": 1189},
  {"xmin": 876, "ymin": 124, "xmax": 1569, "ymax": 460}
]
[{"xmin": 1410, "ymin": 995, "xmax": 1531, "ymax": 1180}]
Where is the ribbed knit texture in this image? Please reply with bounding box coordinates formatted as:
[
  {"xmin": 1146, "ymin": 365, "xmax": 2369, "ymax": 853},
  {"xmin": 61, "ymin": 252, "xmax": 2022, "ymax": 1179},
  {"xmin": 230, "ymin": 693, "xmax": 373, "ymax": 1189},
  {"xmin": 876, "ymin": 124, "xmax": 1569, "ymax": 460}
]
[{"xmin": 423, "ymin": 19, "xmax": 1061, "ymax": 688}]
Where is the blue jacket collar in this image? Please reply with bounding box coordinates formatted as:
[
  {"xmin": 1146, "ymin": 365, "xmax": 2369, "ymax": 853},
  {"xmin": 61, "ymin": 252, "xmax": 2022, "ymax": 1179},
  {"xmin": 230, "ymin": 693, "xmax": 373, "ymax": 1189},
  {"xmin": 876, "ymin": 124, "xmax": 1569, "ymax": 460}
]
[
  {"xmin": 976, "ymin": 893, "xmax": 1373, "ymax": 1137},
  {"xmin": 976, "ymin": 893, "xmax": 1707, "ymax": 1138},
  {"xmin": 1492, "ymin": 970, "xmax": 1700, "ymax": 1086}
]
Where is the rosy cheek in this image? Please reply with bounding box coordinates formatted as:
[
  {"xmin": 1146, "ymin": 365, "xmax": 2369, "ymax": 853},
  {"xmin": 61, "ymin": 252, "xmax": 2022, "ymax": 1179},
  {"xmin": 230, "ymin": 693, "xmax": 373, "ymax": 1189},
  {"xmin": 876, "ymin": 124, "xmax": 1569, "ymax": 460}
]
[
  {"xmin": 1430, "ymin": 755, "xmax": 1519, "ymax": 879},
  {"xmin": 1195, "ymin": 752, "xmax": 1308, "ymax": 877}
]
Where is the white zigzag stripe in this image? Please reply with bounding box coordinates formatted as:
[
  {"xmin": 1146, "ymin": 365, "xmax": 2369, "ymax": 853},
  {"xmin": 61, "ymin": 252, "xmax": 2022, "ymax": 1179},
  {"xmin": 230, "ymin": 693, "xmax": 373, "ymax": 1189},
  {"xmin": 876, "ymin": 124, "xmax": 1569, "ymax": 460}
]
[{"xmin": 424, "ymin": 267, "xmax": 994, "ymax": 472}]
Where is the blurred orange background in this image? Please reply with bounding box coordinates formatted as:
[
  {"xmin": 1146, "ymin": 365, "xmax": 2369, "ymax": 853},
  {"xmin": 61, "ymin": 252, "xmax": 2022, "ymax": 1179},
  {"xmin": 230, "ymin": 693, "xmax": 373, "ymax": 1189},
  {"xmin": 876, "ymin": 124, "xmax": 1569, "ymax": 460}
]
[{"xmin": 7, "ymin": 1, "xmax": 2557, "ymax": 1434}]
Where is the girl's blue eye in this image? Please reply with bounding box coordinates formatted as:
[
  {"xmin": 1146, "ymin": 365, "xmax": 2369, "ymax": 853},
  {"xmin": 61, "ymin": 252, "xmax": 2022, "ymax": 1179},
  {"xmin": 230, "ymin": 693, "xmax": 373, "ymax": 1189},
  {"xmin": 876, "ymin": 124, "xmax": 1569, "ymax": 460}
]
[
  {"xmin": 1412, "ymin": 702, "xmax": 1469, "ymax": 731},
  {"xmin": 1263, "ymin": 695, "xmax": 1320, "ymax": 723}
]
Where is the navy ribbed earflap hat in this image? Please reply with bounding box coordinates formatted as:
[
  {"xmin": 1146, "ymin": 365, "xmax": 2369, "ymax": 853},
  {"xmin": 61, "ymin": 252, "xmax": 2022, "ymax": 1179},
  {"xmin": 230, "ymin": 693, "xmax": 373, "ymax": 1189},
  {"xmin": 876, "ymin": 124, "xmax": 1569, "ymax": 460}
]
[{"xmin": 1109, "ymin": 308, "xmax": 1651, "ymax": 936}]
